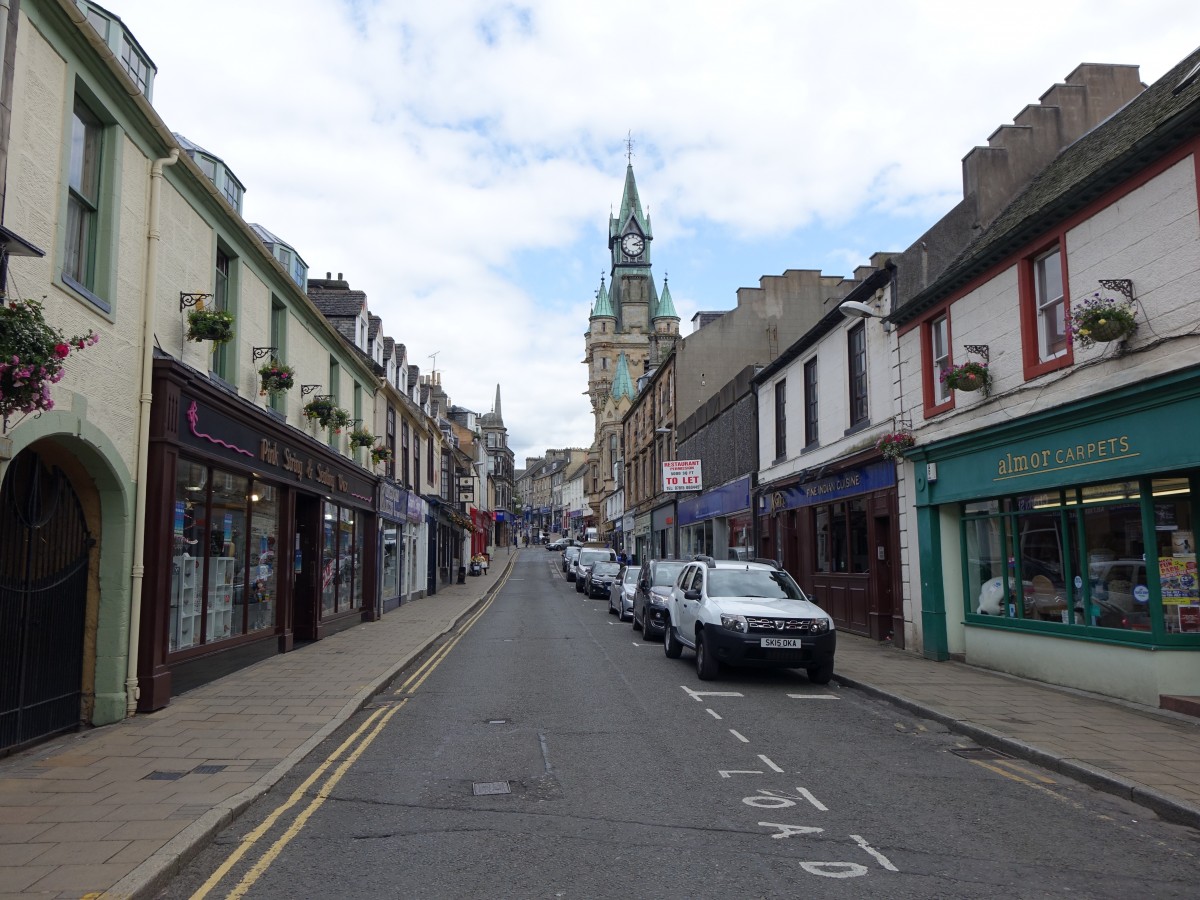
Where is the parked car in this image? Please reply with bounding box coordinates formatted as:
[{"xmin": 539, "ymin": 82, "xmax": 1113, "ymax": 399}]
[
  {"xmin": 632, "ymin": 558, "xmax": 687, "ymax": 641},
  {"xmin": 663, "ymin": 556, "xmax": 836, "ymax": 683},
  {"xmin": 609, "ymin": 565, "xmax": 638, "ymax": 620},
  {"xmin": 575, "ymin": 547, "xmax": 617, "ymax": 592},
  {"xmin": 562, "ymin": 545, "xmax": 581, "ymax": 577},
  {"xmin": 547, "ymin": 539, "xmax": 566, "ymax": 551},
  {"xmin": 586, "ymin": 561, "xmax": 621, "ymax": 599}
]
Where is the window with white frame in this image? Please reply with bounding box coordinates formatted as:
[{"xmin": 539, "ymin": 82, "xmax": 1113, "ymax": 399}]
[
  {"xmin": 1035, "ymin": 247, "xmax": 1067, "ymax": 360},
  {"xmin": 932, "ymin": 314, "xmax": 951, "ymax": 405}
]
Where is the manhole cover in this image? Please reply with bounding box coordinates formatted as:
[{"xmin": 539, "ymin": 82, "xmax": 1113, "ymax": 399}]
[
  {"xmin": 951, "ymin": 747, "xmax": 1012, "ymax": 761},
  {"xmin": 191, "ymin": 764, "xmax": 227, "ymax": 775},
  {"xmin": 472, "ymin": 781, "xmax": 512, "ymax": 796}
]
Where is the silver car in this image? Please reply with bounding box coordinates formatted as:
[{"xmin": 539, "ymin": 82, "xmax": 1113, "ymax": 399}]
[{"xmin": 608, "ymin": 565, "xmax": 638, "ymax": 621}]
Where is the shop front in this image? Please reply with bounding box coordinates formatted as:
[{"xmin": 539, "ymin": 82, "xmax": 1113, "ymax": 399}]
[
  {"xmin": 678, "ymin": 476, "xmax": 752, "ymax": 561},
  {"xmin": 379, "ymin": 480, "xmax": 419, "ymax": 613},
  {"xmin": 912, "ymin": 369, "xmax": 1200, "ymax": 705},
  {"xmin": 633, "ymin": 512, "xmax": 652, "ymax": 564},
  {"xmin": 757, "ymin": 459, "xmax": 901, "ymax": 643},
  {"xmin": 651, "ymin": 501, "xmax": 676, "ymax": 560},
  {"xmin": 138, "ymin": 358, "xmax": 379, "ymax": 711}
]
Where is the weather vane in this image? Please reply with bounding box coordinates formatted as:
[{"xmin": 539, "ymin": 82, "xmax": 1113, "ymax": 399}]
[{"xmin": 626, "ymin": 130, "xmax": 634, "ymax": 163}]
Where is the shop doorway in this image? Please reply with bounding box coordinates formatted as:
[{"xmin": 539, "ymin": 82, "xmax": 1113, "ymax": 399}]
[
  {"xmin": 292, "ymin": 494, "xmax": 320, "ymax": 642},
  {"xmin": 871, "ymin": 512, "xmax": 899, "ymax": 645},
  {"xmin": 0, "ymin": 450, "xmax": 93, "ymax": 755}
]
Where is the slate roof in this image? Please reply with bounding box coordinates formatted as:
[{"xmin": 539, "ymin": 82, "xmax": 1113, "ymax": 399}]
[
  {"xmin": 591, "ymin": 276, "xmax": 614, "ymax": 318},
  {"xmin": 893, "ymin": 47, "xmax": 1200, "ymax": 324},
  {"xmin": 655, "ymin": 277, "xmax": 678, "ymax": 320},
  {"xmin": 308, "ymin": 293, "xmax": 366, "ymax": 317}
]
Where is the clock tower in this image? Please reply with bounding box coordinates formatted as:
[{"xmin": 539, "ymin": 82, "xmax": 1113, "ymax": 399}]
[{"xmin": 583, "ymin": 156, "xmax": 680, "ymax": 537}]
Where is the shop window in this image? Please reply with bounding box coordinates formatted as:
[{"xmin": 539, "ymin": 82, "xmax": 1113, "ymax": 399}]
[
  {"xmin": 962, "ymin": 475, "xmax": 1199, "ymax": 638},
  {"xmin": 170, "ymin": 462, "xmax": 279, "ymax": 653},
  {"xmin": 322, "ymin": 502, "xmax": 337, "ymax": 617},
  {"xmin": 849, "ymin": 499, "xmax": 869, "ymax": 573},
  {"xmin": 402, "ymin": 421, "xmax": 411, "ymax": 487},
  {"xmin": 248, "ymin": 484, "xmax": 279, "ymax": 633},
  {"xmin": 815, "ymin": 506, "xmax": 830, "ymax": 573}
]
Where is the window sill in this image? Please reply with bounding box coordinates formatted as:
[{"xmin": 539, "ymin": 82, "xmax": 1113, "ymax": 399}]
[
  {"xmin": 265, "ymin": 407, "xmax": 286, "ymax": 424},
  {"xmin": 60, "ymin": 272, "xmax": 112, "ymax": 316},
  {"xmin": 843, "ymin": 420, "xmax": 872, "ymax": 438}
]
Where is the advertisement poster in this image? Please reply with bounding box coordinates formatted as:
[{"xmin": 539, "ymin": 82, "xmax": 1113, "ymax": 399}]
[
  {"xmin": 1158, "ymin": 556, "xmax": 1197, "ymax": 603},
  {"xmin": 1179, "ymin": 606, "xmax": 1200, "ymax": 633},
  {"xmin": 174, "ymin": 501, "xmax": 185, "ymax": 537}
]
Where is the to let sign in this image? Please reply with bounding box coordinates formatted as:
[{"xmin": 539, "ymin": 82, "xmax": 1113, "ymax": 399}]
[{"xmin": 662, "ymin": 459, "xmax": 703, "ymax": 492}]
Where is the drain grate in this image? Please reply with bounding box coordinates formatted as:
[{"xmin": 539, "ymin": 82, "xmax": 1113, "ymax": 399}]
[
  {"xmin": 143, "ymin": 770, "xmax": 187, "ymax": 781},
  {"xmin": 191, "ymin": 764, "xmax": 227, "ymax": 775},
  {"xmin": 472, "ymin": 781, "xmax": 512, "ymax": 796},
  {"xmin": 951, "ymin": 747, "xmax": 1012, "ymax": 761}
]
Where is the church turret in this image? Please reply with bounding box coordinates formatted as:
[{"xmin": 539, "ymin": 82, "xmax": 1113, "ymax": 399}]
[
  {"xmin": 590, "ymin": 276, "xmax": 614, "ymax": 320},
  {"xmin": 611, "ymin": 352, "xmax": 635, "ymax": 401},
  {"xmin": 655, "ymin": 275, "xmax": 679, "ymax": 321}
]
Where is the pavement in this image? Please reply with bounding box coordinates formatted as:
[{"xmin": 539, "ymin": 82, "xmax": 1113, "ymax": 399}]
[{"xmin": 0, "ymin": 548, "xmax": 1198, "ymax": 898}]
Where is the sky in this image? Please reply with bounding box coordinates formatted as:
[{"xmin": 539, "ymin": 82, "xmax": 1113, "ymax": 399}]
[{"xmin": 109, "ymin": 0, "xmax": 1200, "ymax": 467}]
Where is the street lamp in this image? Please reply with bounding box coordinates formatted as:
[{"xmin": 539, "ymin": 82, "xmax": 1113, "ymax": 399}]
[{"xmin": 838, "ymin": 300, "xmax": 892, "ymax": 331}]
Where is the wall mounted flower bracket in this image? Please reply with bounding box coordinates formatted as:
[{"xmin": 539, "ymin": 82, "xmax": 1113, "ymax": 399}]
[{"xmin": 252, "ymin": 346, "xmax": 277, "ymax": 361}]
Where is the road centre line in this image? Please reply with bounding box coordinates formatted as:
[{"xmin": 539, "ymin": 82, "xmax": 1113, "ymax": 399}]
[
  {"xmin": 682, "ymin": 685, "xmax": 743, "ymax": 701},
  {"xmin": 729, "ymin": 729, "xmax": 750, "ymax": 743}
]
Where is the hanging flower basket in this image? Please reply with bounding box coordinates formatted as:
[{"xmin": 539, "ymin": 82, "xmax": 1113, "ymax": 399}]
[
  {"xmin": 328, "ymin": 408, "xmax": 352, "ymax": 433},
  {"xmin": 303, "ymin": 396, "xmax": 335, "ymax": 425},
  {"xmin": 371, "ymin": 445, "xmax": 392, "ymax": 465},
  {"xmin": 349, "ymin": 427, "xmax": 374, "ymax": 449},
  {"xmin": 941, "ymin": 360, "xmax": 990, "ymax": 394},
  {"xmin": 876, "ymin": 431, "xmax": 915, "ymax": 461},
  {"xmin": 186, "ymin": 306, "xmax": 235, "ymax": 343},
  {"xmin": 0, "ymin": 298, "xmax": 98, "ymax": 427},
  {"xmin": 1068, "ymin": 292, "xmax": 1137, "ymax": 349},
  {"xmin": 258, "ymin": 360, "xmax": 295, "ymax": 396}
]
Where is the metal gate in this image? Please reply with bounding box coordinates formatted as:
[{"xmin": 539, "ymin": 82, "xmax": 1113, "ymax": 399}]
[{"xmin": 0, "ymin": 450, "xmax": 93, "ymax": 755}]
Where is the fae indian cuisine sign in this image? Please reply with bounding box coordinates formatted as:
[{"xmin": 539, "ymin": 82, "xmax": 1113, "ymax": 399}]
[{"xmin": 662, "ymin": 459, "xmax": 702, "ymax": 492}]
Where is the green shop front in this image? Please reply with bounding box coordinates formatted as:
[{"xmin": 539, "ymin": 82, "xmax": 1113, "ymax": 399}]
[{"xmin": 912, "ymin": 369, "xmax": 1200, "ymax": 706}]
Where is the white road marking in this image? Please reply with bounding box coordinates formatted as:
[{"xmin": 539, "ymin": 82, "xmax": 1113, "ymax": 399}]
[
  {"xmin": 705, "ymin": 708, "xmax": 722, "ymax": 720},
  {"xmin": 758, "ymin": 754, "xmax": 784, "ymax": 773},
  {"xmin": 729, "ymin": 729, "xmax": 749, "ymax": 743},
  {"xmin": 759, "ymin": 822, "xmax": 824, "ymax": 839},
  {"xmin": 682, "ymin": 685, "xmax": 743, "ymax": 701},
  {"xmin": 786, "ymin": 694, "xmax": 839, "ymax": 700},
  {"xmin": 744, "ymin": 788, "xmax": 828, "ymax": 811},
  {"xmin": 798, "ymin": 862, "xmax": 868, "ymax": 879},
  {"xmin": 850, "ymin": 834, "xmax": 899, "ymax": 872},
  {"xmin": 719, "ymin": 770, "xmax": 764, "ymax": 778}
]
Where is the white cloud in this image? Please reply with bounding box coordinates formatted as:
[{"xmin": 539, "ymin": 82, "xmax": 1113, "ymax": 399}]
[{"xmin": 110, "ymin": 0, "xmax": 1200, "ymax": 463}]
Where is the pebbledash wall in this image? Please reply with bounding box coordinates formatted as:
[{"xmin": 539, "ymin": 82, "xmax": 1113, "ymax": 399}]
[{"xmin": 898, "ymin": 64, "xmax": 1200, "ymax": 705}]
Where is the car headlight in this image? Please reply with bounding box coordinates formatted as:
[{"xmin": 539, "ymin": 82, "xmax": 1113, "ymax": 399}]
[
  {"xmin": 720, "ymin": 614, "xmax": 748, "ymax": 633},
  {"xmin": 810, "ymin": 618, "xmax": 832, "ymax": 634}
]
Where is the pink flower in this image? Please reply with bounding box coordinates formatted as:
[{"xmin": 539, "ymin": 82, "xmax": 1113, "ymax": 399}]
[{"xmin": 54, "ymin": 343, "xmax": 70, "ymax": 359}]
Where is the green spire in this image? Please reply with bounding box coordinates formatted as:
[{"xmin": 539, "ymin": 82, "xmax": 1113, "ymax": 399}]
[
  {"xmin": 655, "ymin": 275, "xmax": 679, "ymax": 320},
  {"xmin": 609, "ymin": 163, "xmax": 653, "ymax": 242},
  {"xmin": 590, "ymin": 276, "xmax": 614, "ymax": 319},
  {"xmin": 611, "ymin": 351, "xmax": 635, "ymax": 400}
]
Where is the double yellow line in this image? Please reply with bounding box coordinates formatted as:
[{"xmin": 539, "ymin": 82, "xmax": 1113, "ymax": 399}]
[{"xmin": 190, "ymin": 570, "xmax": 511, "ymax": 899}]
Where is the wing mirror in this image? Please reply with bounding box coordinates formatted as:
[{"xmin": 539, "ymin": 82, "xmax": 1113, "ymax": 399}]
[{"xmin": 684, "ymin": 589, "xmax": 702, "ymax": 601}]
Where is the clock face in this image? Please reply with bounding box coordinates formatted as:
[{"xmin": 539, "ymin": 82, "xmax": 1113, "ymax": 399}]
[{"xmin": 621, "ymin": 233, "xmax": 644, "ymax": 257}]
